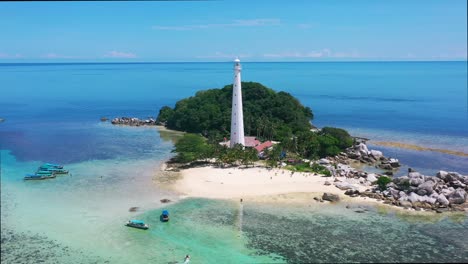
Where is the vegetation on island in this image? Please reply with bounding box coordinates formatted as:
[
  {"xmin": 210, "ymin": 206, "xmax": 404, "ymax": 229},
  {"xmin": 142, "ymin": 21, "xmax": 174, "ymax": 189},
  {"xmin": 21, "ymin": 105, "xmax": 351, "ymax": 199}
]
[
  {"xmin": 159, "ymin": 82, "xmax": 355, "ymax": 167},
  {"xmin": 157, "ymin": 82, "xmax": 313, "ymax": 141},
  {"xmin": 172, "ymin": 134, "xmax": 259, "ymax": 166},
  {"xmin": 377, "ymin": 176, "xmax": 392, "ymax": 191}
]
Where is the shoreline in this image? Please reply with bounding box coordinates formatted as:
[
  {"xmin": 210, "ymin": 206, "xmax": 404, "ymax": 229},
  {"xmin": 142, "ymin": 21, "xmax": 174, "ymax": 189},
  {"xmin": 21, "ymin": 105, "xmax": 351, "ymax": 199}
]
[
  {"xmin": 156, "ymin": 164, "xmax": 455, "ymax": 215},
  {"xmin": 110, "ymin": 122, "xmax": 467, "ymax": 213}
]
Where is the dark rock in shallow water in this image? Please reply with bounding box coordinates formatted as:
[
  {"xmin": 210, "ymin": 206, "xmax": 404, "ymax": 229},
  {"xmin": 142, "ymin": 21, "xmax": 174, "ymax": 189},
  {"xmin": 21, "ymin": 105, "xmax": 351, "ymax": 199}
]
[
  {"xmin": 384, "ymin": 171, "xmax": 393, "ymax": 176},
  {"xmin": 379, "ymin": 163, "xmax": 393, "ymax": 170},
  {"xmin": 100, "ymin": 117, "xmax": 109, "ymax": 122},
  {"xmin": 129, "ymin": 207, "xmax": 139, "ymax": 212},
  {"xmin": 322, "ymin": 193, "xmax": 340, "ymax": 202},
  {"xmin": 160, "ymin": 198, "xmax": 171, "ymax": 203}
]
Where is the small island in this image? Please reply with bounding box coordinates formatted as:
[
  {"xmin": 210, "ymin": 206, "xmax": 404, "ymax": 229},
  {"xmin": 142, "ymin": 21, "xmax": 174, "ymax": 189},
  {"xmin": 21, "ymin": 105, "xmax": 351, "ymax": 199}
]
[{"xmin": 154, "ymin": 79, "xmax": 467, "ymax": 213}]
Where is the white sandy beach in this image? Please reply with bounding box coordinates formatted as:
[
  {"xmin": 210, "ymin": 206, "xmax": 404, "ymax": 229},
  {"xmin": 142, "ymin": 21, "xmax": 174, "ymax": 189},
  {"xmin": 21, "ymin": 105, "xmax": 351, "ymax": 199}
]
[
  {"xmin": 166, "ymin": 165, "xmax": 430, "ymax": 213},
  {"xmin": 171, "ymin": 165, "xmax": 356, "ymax": 199}
]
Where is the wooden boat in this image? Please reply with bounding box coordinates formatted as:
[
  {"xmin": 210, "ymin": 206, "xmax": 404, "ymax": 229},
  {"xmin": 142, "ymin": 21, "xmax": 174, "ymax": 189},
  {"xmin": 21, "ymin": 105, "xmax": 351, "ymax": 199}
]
[
  {"xmin": 24, "ymin": 173, "xmax": 56, "ymax": 180},
  {"xmin": 34, "ymin": 170, "xmax": 55, "ymax": 176},
  {"xmin": 38, "ymin": 167, "xmax": 69, "ymax": 174},
  {"xmin": 161, "ymin": 210, "xmax": 169, "ymax": 222},
  {"xmin": 125, "ymin": 220, "xmax": 149, "ymax": 230},
  {"xmin": 42, "ymin": 163, "xmax": 63, "ymax": 169}
]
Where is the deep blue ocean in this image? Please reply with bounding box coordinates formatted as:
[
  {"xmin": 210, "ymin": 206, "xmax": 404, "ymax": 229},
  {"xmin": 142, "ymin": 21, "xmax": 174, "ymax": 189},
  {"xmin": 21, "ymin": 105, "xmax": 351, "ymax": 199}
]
[
  {"xmin": 1, "ymin": 61, "xmax": 467, "ymax": 174},
  {"xmin": 1, "ymin": 62, "xmax": 468, "ymax": 263}
]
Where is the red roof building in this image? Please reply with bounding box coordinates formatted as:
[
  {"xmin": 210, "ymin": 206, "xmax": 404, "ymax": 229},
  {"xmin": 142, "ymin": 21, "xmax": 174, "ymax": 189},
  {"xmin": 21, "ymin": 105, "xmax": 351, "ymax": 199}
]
[
  {"xmin": 254, "ymin": 141, "xmax": 273, "ymax": 153},
  {"xmin": 244, "ymin": 136, "xmax": 261, "ymax": 147}
]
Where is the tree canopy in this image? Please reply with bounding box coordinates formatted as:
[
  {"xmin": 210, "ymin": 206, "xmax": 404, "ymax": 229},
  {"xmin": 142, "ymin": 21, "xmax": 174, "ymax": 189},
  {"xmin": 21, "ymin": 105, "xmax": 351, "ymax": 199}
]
[
  {"xmin": 157, "ymin": 82, "xmax": 313, "ymax": 141},
  {"xmin": 161, "ymin": 82, "xmax": 355, "ymax": 164}
]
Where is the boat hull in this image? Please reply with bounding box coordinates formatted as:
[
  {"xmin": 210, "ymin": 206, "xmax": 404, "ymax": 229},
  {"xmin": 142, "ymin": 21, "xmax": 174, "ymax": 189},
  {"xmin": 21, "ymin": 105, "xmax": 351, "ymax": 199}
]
[
  {"xmin": 24, "ymin": 175, "xmax": 56, "ymax": 180},
  {"xmin": 125, "ymin": 223, "xmax": 149, "ymax": 230}
]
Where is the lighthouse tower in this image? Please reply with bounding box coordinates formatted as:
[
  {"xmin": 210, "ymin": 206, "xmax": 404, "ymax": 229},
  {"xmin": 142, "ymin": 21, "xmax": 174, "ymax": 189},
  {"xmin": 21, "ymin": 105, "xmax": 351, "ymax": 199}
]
[{"xmin": 230, "ymin": 58, "xmax": 245, "ymax": 147}]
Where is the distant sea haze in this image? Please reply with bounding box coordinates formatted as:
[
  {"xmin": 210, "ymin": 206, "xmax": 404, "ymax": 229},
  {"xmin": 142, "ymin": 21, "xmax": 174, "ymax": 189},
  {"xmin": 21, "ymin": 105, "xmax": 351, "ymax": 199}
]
[{"xmin": 0, "ymin": 61, "xmax": 467, "ymax": 174}]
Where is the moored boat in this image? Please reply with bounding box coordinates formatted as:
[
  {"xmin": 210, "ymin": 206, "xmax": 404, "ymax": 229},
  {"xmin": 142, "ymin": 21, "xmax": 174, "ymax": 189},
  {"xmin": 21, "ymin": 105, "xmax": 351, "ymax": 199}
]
[
  {"xmin": 24, "ymin": 173, "xmax": 56, "ymax": 180},
  {"xmin": 38, "ymin": 166, "xmax": 69, "ymax": 174},
  {"xmin": 42, "ymin": 163, "xmax": 63, "ymax": 169},
  {"xmin": 161, "ymin": 210, "xmax": 169, "ymax": 222},
  {"xmin": 34, "ymin": 170, "xmax": 55, "ymax": 176},
  {"xmin": 125, "ymin": 220, "xmax": 149, "ymax": 230}
]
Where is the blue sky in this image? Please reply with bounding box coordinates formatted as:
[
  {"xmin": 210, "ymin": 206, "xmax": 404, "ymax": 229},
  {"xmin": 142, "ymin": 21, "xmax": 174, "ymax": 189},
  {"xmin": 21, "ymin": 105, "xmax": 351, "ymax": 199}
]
[{"xmin": 0, "ymin": 0, "xmax": 466, "ymax": 62}]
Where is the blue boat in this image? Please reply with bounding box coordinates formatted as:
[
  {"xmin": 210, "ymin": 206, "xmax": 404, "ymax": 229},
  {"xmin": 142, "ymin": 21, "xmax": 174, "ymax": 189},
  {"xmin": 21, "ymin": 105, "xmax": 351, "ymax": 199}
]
[
  {"xmin": 161, "ymin": 210, "xmax": 169, "ymax": 222},
  {"xmin": 125, "ymin": 220, "xmax": 149, "ymax": 230}
]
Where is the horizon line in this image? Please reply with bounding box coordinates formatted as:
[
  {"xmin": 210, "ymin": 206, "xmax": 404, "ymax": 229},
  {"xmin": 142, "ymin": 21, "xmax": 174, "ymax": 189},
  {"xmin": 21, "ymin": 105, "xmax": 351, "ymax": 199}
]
[{"xmin": 0, "ymin": 60, "xmax": 467, "ymax": 64}]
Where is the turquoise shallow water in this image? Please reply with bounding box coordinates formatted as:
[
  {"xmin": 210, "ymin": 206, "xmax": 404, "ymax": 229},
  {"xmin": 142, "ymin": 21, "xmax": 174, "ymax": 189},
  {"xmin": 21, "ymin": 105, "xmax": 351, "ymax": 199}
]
[
  {"xmin": 1, "ymin": 62, "xmax": 468, "ymax": 263},
  {"xmin": 2, "ymin": 143, "xmax": 468, "ymax": 263}
]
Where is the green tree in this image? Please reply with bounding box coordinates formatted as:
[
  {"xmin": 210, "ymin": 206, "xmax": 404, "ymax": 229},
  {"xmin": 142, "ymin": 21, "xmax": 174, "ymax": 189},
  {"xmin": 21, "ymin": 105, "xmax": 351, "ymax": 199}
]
[
  {"xmin": 241, "ymin": 147, "xmax": 259, "ymax": 167},
  {"xmin": 321, "ymin": 127, "xmax": 353, "ymax": 149},
  {"xmin": 377, "ymin": 176, "xmax": 392, "ymax": 190},
  {"xmin": 156, "ymin": 106, "xmax": 174, "ymax": 124},
  {"xmin": 317, "ymin": 134, "xmax": 340, "ymax": 158},
  {"xmin": 173, "ymin": 133, "xmax": 211, "ymax": 163},
  {"xmin": 158, "ymin": 82, "xmax": 314, "ymax": 140}
]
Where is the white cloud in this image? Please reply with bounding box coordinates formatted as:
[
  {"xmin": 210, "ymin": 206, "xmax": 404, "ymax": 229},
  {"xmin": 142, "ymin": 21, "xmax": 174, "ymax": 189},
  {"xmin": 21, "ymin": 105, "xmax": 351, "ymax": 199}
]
[
  {"xmin": 41, "ymin": 53, "xmax": 78, "ymax": 59},
  {"xmin": 263, "ymin": 49, "xmax": 359, "ymax": 59},
  {"xmin": 152, "ymin": 19, "xmax": 280, "ymax": 30},
  {"xmin": 0, "ymin": 52, "xmax": 24, "ymax": 59},
  {"xmin": 103, "ymin": 51, "xmax": 137, "ymax": 59},
  {"xmin": 195, "ymin": 52, "xmax": 252, "ymax": 59}
]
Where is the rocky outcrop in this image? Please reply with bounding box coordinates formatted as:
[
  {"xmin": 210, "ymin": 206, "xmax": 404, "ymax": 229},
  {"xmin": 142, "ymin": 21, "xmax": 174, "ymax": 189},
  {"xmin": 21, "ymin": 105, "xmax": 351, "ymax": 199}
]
[
  {"xmin": 304, "ymin": 140, "xmax": 466, "ymax": 213},
  {"xmin": 336, "ymin": 142, "xmax": 401, "ymax": 170},
  {"xmin": 111, "ymin": 117, "xmax": 159, "ymax": 126},
  {"xmin": 320, "ymin": 153, "xmax": 468, "ymax": 212},
  {"xmin": 359, "ymin": 170, "xmax": 468, "ymax": 212}
]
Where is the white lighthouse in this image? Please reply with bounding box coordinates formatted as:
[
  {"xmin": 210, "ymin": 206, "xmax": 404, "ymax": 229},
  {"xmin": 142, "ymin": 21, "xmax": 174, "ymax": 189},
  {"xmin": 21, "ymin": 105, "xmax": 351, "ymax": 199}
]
[{"xmin": 230, "ymin": 58, "xmax": 245, "ymax": 147}]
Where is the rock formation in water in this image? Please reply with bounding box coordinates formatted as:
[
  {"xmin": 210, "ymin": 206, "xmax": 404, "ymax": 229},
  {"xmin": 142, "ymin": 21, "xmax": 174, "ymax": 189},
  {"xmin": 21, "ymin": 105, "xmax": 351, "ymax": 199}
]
[{"xmin": 111, "ymin": 117, "xmax": 159, "ymax": 126}]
